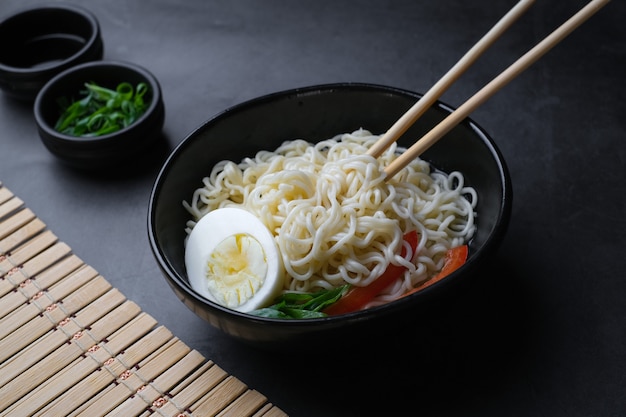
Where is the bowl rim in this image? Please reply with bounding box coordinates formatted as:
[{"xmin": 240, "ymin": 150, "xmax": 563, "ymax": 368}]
[
  {"xmin": 33, "ymin": 59, "xmax": 163, "ymax": 144},
  {"xmin": 148, "ymin": 82, "xmax": 512, "ymax": 325},
  {"xmin": 0, "ymin": 3, "xmax": 102, "ymax": 74}
]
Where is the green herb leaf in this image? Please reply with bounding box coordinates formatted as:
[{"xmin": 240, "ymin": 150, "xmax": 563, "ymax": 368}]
[
  {"xmin": 249, "ymin": 285, "xmax": 349, "ymax": 319},
  {"xmin": 54, "ymin": 81, "xmax": 150, "ymax": 137}
]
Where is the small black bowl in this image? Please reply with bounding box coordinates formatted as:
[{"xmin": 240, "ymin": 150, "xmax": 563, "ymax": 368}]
[
  {"xmin": 34, "ymin": 60, "xmax": 165, "ymax": 170},
  {"xmin": 0, "ymin": 4, "xmax": 103, "ymax": 101},
  {"xmin": 148, "ymin": 83, "xmax": 512, "ymax": 350}
]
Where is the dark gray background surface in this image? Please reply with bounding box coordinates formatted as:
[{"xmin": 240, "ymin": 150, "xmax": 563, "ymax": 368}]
[{"xmin": 1, "ymin": 1, "xmax": 624, "ymax": 416}]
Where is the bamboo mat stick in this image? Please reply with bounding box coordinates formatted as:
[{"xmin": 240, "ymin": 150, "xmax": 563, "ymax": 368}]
[
  {"xmin": 77, "ymin": 349, "xmax": 206, "ymax": 417},
  {"xmin": 168, "ymin": 359, "xmax": 218, "ymax": 396},
  {"xmin": 94, "ymin": 351, "xmax": 204, "ymax": 417},
  {"xmin": 151, "ymin": 349, "xmax": 206, "ymax": 394},
  {"xmin": 219, "ymin": 389, "xmax": 270, "ymax": 417},
  {"xmin": 367, "ymin": 0, "xmax": 535, "ymax": 158},
  {"xmin": 167, "ymin": 362, "xmax": 229, "ymax": 412},
  {"xmin": 0, "ymin": 240, "xmax": 75, "ymax": 306},
  {"xmin": 0, "ymin": 301, "xmax": 140, "ymax": 402},
  {"xmin": 0, "ymin": 232, "xmax": 61, "ymax": 288},
  {"xmin": 0, "ymin": 281, "xmax": 93, "ymax": 361},
  {"xmin": 0, "ymin": 208, "xmax": 35, "ymax": 241},
  {"xmin": 102, "ymin": 338, "xmax": 185, "ymax": 415},
  {"xmin": 15, "ymin": 352, "xmax": 107, "ymax": 417},
  {"xmin": 0, "ymin": 196, "xmax": 23, "ymax": 220},
  {"xmin": 132, "ymin": 327, "xmax": 179, "ymax": 365},
  {"xmin": 0, "ymin": 301, "xmax": 67, "ymax": 363},
  {"xmin": 256, "ymin": 406, "xmax": 290, "ymax": 417},
  {"xmin": 0, "ymin": 241, "xmax": 71, "ymax": 297},
  {"xmin": 384, "ymin": 0, "xmax": 611, "ymax": 179},
  {"xmin": 37, "ymin": 358, "xmax": 121, "ymax": 417},
  {"xmin": 0, "ymin": 182, "xmax": 287, "ymax": 416},
  {"xmin": 0, "ymin": 267, "xmax": 97, "ymax": 343},
  {"xmin": 0, "ymin": 253, "xmax": 83, "ymax": 320},
  {"xmin": 0, "ymin": 271, "xmax": 108, "ymax": 360},
  {"xmin": 5, "ymin": 239, "xmax": 78, "ymax": 294},
  {"xmin": 35, "ymin": 326, "xmax": 175, "ymax": 417},
  {"xmin": 101, "ymin": 310, "xmax": 158, "ymax": 352},
  {"xmin": 135, "ymin": 337, "xmax": 191, "ymax": 384},
  {"xmin": 103, "ymin": 339, "xmax": 193, "ymax": 416},
  {"xmin": 3, "ymin": 229, "xmax": 57, "ymax": 267},
  {"xmin": 5, "ymin": 311, "xmax": 158, "ymax": 416},
  {"xmin": 143, "ymin": 351, "xmax": 207, "ymax": 416},
  {"xmin": 251, "ymin": 403, "xmax": 278, "ymax": 417},
  {"xmin": 192, "ymin": 376, "xmax": 249, "ymax": 416},
  {"xmin": 0, "ymin": 289, "xmax": 127, "ymax": 388},
  {"xmin": 14, "ymin": 240, "xmax": 70, "ymax": 277},
  {"xmin": 0, "ymin": 303, "xmax": 147, "ymax": 416},
  {"xmin": 0, "ymin": 217, "xmax": 46, "ymax": 255},
  {"xmin": 0, "ymin": 326, "xmax": 74, "ymax": 387},
  {"xmin": 0, "ymin": 236, "xmax": 64, "ymax": 297},
  {"xmin": 0, "ymin": 186, "xmax": 13, "ymax": 205},
  {"xmin": 68, "ymin": 326, "xmax": 177, "ymax": 417},
  {"xmin": 0, "ymin": 300, "xmax": 143, "ymax": 414}
]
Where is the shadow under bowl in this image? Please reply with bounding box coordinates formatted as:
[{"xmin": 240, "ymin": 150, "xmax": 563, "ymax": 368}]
[
  {"xmin": 148, "ymin": 83, "xmax": 512, "ymax": 350},
  {"xmin": 0, "ymin": 4, "xmax": 103, "ymax": 101},
  {"xmin": 34, "ymin": 60, "xmax": 165, "ymax": 171}
]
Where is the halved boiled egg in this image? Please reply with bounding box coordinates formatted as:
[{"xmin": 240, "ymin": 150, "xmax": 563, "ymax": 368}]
[{"xmin": 184, "ymin": 207, "xmax": 284, "ymax": 312}]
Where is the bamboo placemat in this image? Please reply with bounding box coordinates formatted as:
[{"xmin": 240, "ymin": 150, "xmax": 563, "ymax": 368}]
[{"xmin": 0, "ymin": 181, "xmax": 287, "ymax": 417}]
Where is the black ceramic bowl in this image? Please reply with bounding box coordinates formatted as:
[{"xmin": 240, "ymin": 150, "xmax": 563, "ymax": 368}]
[
  {"xmin": 148, "ymin": 83, "xmax": 512, "ymax": 350},
  {"xmin": 34, "ymin": 60, "xmax": 165, "ymax": 170},
  {"xmin": 0, "ymin": 4, "xmax": 103, "ymax": 101}
]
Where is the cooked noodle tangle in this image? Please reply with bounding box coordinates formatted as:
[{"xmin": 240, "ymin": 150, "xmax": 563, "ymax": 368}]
[{"xmin": 184, "ymin": 129, "xmax": 477, "ymax": 302}]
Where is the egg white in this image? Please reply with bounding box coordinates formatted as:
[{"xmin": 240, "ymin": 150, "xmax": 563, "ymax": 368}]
[{"xmin": 184, "ymin": 207, "xmax": 284, "ymax": 312}]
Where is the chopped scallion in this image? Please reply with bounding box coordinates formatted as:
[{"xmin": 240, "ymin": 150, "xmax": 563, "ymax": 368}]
[{"xmin": 54, "ymin": 81, "xmax": 149, "ymax": 137}]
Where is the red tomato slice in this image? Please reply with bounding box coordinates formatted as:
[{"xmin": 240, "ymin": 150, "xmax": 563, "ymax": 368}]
[
  {"xmin": 323, "ymin": 230, "xmax": 419, "ymax": 316},
  {"xmin": 401, "ymin": 244, "xmax": 468, "ymax": 298}
]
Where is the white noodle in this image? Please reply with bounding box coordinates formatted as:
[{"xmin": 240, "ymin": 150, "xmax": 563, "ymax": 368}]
[{"xmin": 183, "ymin": 129, "xmax": 477, "ymax": 303}]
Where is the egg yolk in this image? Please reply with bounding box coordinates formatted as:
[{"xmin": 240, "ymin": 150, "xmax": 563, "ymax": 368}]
[{"xmin": 205, "ymin": 233, "xmax": 268, "ymax": 308}]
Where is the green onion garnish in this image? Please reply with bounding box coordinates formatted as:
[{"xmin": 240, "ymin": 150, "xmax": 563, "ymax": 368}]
[
  {"xmin": 249, "ymin": 285, "xmax": 349, "ymax": 319},
  {"xmin": 54, "ymin": 81, "xmax": 149, "ymax": 137}
]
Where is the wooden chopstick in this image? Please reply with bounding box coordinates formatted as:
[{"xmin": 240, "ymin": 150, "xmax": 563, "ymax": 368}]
[
  {"xmin": 367, "ymin": 0, "xmax": 536, "ymax": 159},
  {"xmin": 381, "ymin": 0, "xmax": 611, "ymax": 180}
]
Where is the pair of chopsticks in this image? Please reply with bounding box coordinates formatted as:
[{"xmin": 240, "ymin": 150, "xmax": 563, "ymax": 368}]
[{"xmin": 371, "ymin": 0, "xmax": 611, "ymax": 180}]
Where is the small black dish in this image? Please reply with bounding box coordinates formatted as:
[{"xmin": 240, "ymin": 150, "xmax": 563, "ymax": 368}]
[
  {"xmin": 148, "ymin": 83, "xmax": 512, "ymax": 351},
  {"xmin": 34, "ymin": 60, "xmax": 165, "ymax": 171},
  {"xmin": 0, "ymin": 4, "xmax": 103, "ymax": 101}
]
